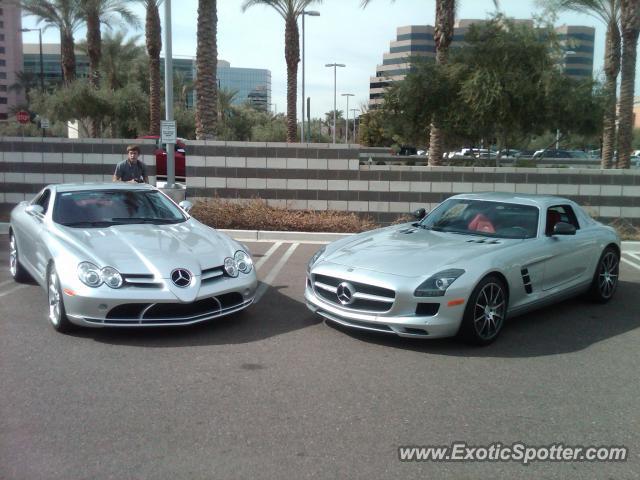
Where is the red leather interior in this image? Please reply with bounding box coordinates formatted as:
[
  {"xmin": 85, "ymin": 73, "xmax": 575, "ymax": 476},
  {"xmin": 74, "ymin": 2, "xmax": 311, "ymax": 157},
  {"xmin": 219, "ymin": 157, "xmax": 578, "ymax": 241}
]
[
  {"xmin": 546, "ymin": 210, "xmax": 561, "ymax": 234},
  {"xmin": 468, "ymin": 213, "xmax": 495, "ymax": 233}
]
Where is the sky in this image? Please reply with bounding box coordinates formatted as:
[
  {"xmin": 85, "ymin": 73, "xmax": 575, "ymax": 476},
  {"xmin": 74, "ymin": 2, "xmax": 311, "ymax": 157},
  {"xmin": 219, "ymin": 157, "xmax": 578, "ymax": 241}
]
[{"xmin": 21, "ymin": 0, "xmax": 638, "ymax": 120}]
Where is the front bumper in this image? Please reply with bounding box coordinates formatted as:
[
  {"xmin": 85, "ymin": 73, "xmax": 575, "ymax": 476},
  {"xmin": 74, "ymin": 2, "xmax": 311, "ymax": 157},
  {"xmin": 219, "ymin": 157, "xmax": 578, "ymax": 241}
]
[
  {"xmin": 62, "ymin": 274, "xmax": 258, "ymax": 327},
  {"xmin": 304, "ymin": 277, "xmax": 465, "ymax": 339}
]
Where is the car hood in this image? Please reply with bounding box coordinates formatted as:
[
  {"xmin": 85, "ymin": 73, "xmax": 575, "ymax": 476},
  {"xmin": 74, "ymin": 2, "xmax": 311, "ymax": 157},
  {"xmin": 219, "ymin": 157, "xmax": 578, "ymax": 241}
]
[
  {"xmin": 322, "ymin": 225, "xmax": 514, "ymax": 278},
  {"xmin": 54, "ymin": 219, "xmax": 236, "ymax": 277}
]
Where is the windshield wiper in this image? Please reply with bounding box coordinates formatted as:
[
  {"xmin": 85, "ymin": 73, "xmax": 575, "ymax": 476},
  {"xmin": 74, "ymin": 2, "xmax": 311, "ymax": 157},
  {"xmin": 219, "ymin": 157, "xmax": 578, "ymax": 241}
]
[
  {"xmin": 110, "ymin": 217, "xmax": 180, "ymax": 225},
  {"xmin": 61, "ymin": 221, "xmax": 124, "ymax": 228},
  {"xmin": 418, "ymin": 224, "xmax": 443, "ymax": 231}
]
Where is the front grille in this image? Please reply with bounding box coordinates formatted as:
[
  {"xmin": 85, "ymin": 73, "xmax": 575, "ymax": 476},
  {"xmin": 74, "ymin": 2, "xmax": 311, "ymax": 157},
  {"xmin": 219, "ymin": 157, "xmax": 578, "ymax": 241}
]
[
  {"xmin": 122, "ymin": 273, "xmax": 162, "ymax": 289},
  {"xmin": 104, "ymin": 292, "xmax": 246, "ymax": 324},
  {"xmin": 312, "ymin": 274, "xmax": 395, "ymax": 313},
  {"xmin": 202, "ymin": 265, "xmax": 225, "ymax": 285}
]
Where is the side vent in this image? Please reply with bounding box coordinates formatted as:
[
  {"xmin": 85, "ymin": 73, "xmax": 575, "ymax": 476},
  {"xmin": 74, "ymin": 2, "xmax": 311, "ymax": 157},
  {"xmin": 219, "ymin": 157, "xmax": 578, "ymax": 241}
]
[
  {"xmin": 399, "ymin": 228, "xmax": 418, "ymax": 234},
  {"xmin": 521, "ymin": 268, "xmax": 533, "ymax": 294}
]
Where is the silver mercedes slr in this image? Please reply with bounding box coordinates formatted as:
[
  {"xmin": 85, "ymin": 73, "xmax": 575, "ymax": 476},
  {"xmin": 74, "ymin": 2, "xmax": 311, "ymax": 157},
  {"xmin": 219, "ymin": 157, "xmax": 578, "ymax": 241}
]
[
  {"xmin": 9, "ymin": 183, "xmax": 258, "ymax": 333},
  {"xmin": 306, "ymin": 193, "xmax": 620, "ymax": 345}
]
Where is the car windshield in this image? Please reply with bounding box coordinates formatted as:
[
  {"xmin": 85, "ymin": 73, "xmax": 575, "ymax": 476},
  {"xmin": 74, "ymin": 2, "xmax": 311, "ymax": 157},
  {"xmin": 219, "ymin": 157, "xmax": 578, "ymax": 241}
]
[
  {"xmin": 419, "ymin": 199, "xmax": 539, "ymax": 239},
  {"xmin": 52, "ymin": 190, "xmax": 186, "ymax": 227}
]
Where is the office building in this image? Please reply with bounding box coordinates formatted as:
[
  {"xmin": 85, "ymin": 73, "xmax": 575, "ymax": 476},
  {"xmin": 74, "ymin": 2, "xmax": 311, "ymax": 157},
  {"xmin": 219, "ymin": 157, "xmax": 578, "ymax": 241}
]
[
  {"xmin": 369, "ymin": 20, "xmax": 596, "ymax": 109},
  {"xmin": 0, "ymin": 2, "xmax": 25, "ymax": 121},
  {"xmin": 23, "ymin": 46, "xmax": 271, "ymax": 111}
]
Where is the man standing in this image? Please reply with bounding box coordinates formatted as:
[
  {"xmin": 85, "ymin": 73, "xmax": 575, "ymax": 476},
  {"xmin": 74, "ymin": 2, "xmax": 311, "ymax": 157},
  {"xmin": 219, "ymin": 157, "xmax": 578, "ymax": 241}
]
[{"xmin": 113, "ymin": 145, "xmax": 149, "ymax": 183}]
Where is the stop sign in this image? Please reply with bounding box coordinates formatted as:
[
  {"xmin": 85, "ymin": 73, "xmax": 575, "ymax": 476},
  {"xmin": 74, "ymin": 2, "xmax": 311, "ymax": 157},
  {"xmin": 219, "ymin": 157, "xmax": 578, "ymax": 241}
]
[{"xmin": 16, "ymin": 111, "xmax": 30, "ymax": 124}]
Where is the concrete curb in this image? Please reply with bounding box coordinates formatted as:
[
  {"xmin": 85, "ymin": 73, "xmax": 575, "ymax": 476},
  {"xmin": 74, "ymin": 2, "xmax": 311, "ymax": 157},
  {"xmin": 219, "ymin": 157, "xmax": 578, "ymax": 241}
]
[{"xmin": 1, "ymin": 222, "xmax": 638, "ymax": 249}]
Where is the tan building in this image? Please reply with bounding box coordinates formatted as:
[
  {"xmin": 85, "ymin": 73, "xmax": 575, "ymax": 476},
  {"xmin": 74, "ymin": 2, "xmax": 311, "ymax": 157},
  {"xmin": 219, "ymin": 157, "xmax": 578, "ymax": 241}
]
[
  {"xmin": 0, "ymin": 1, "xmax": 24, "ymax": 121},
  {"xmin": 369, "ymin": 19, "xmax": 596, "ymax": 109},
  {"xmin": 634, "ymin": 96, "xmax": 640, "ymax": 129}
]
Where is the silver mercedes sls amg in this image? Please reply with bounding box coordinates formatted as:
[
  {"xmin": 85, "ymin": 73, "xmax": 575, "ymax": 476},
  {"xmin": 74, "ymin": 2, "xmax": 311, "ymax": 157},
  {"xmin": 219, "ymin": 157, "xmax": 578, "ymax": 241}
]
[
  {"xmin": 9, "ymin": 183, "xmax": 258, "ymax": 333},
  {"xmin": 305, "ymin": 193, "xmax": 621, "ymax": 345}
]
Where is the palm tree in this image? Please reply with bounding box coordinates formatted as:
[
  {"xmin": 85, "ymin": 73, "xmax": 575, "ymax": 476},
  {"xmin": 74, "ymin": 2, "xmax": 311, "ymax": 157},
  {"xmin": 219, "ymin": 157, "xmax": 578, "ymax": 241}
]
[
  {"xmin": 21, "ymin": 0, "xmax": 83, "ymax": 84},
  {"xmin": 174, "ymin": 70, "xmax": 195, "ymax": 108},
  {"xmin": 242, "ymin": 0, "xmax": 322, "ymax": 143},
  {"xmin": 427, "ymin": 0, "xmax": 455, "ymax": 165},
  {"xmin": 553, "ymin": 0, "xmax": 621, "ymax": 169},
  {"xmin": 87, "ymin": 31, "xmax": 144, "ymax": 90},
  {"xmin": 362, "ymin": 0, "xmax": 455, "ymax": 164},
  {"xmin": 79, "ymin": 0, "xmax": 139, "ymax": 90},
  {"xmin": 140, "ymin": 0, "xmax": 162, "ymax": 135},
  {"xmin": 218, "ymin": 87, "xmax": 238, "ymax": 126},
  {"xmin": 195, "ymin": 0, "xmax": 218, "ymax": 139},
  {"xmin": 9, "ymin": 71, "xmax": 39, "ymax": 105},
  {"xmin": 616, "ymin": 0, "xmax": 640, "ymax": 169}
]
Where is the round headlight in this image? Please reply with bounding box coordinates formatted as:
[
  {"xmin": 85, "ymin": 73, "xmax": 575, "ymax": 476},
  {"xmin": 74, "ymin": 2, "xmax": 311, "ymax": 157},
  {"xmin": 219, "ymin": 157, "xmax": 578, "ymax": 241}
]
[
  {"xmin": 101, "ymin": 266, "xmax": 123, "ymax": 289},
  {"xmin": 224, "ymin": 257, "xmax": 239, "ymax": 277},
  {"xmin": 78, "ymin": 262, "xmax": 102, "ymax": 287},
  {"xmin": 234, "ymin": 250, "xmax": 253, "ymax": 274}
]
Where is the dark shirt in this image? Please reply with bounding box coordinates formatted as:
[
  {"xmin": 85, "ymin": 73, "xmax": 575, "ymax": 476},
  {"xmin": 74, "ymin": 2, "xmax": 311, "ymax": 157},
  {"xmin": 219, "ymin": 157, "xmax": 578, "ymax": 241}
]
[{"xmin": 114, "ymin": 159, "xmax": 147, "ymax": 182}]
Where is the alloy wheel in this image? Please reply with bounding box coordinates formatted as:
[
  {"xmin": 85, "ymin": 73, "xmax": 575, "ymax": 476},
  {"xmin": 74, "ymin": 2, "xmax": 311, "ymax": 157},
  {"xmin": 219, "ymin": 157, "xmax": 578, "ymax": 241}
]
[
  {"xmin": 598, "ymin": 251, "xmax": 619, "ymax": 300},
  {"xmin": 473, "ymin": 282, "xmax": 506, "ymax": 340},
  {"xmin": 48, "ymin": 270, "xmax": 62, "ymax": 326}
]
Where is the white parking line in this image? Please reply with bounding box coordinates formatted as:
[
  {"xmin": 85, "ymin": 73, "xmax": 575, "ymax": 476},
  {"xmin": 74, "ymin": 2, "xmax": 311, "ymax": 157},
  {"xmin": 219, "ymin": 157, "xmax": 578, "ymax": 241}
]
[
  {"xmin": 0, "ymin": 284, "xmax": 30, "ymax": 298},
  {"xmin": 254, "ymin": 242, "xmax": 282, "ymax": 271},
  {"xmin": 622, "ymin": 255, "xmax": 640, "ymax": 272},
  {"xmin": 628, "ymin": 252, "xmax": 640, "ymax": 263},
  {"xmin": 254, "ymin": 243, "xmax": 299, "ymax": 303}
]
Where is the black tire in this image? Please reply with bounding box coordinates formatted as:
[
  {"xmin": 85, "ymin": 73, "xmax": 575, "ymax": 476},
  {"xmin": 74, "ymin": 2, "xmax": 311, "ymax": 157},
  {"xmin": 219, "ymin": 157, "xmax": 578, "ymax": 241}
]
[
  {"xmin": 458, "ymin": 275, "xmax": 508, "ymax": 346},
  {"xmin": 9, "ymin": 231, "xmax": 31, "ymax": 283},
  {"xmin": 588, "ymin": 247, "xmax": 619, "ymax": 303},
  {"xmin": 47, "ymin": 264, "xmax": 74, "ymax": 333}
]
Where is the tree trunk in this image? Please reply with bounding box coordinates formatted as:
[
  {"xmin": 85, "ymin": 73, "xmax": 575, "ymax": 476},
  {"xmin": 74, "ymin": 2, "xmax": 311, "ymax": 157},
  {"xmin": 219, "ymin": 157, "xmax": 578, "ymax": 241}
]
[
  {"xmin": 428, "ymin": 0, "xmax": 455, "ymax": 166},
  {"xmin": 284, "ymin": 16, "xmax": 300, "ymax": 143},
  {"xmin": 146, "ymin": 1, "xmax": 162, "ymax": 136},
  {"xmin": 616, "ymin": 0, "xmax": 640, "ymax": 169},
  {"xmin": 195, "ymin": 0, "xmax": 218, "ymax": 140},
  {"xmin": 601, "ymin": 19, "xmax": 621, "ymax": 169},
  {"xmin": 60, "ymin": 30, "xmax": 76, "ymax": 85},
  {"xmin": 86, "ymin": 8, "xmax": 101, "ymax": 137}
]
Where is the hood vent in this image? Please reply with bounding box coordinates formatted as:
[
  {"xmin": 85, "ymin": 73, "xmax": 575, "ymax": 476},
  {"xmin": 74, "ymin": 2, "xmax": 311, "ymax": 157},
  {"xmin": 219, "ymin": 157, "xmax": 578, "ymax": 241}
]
[
  {"xmin": 466, "ymin": 239, "xmax": 501, "ymax": 244},
  {"xmin": 398, "ymin": 228, "xmax": 419, "ymax": 234}
]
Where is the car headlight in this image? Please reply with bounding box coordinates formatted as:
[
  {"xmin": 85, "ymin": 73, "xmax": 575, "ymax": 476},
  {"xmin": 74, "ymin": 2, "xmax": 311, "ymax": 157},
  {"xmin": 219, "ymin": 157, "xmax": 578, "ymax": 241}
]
[
  {"xmin": 77, "ymin": 262, "xmax": 103, "ymax": 287},
  {"xmin": 101, "ymin": 266, "xmax": 123, "ymax": 289},
  {"xmin": 414, "ymin": 269, "xmax": 465, "ymax": 297},
  {"xmin": 224, "ymin": 257, "xmax": 239, "ymax": 277},
  {"xmin": 234, "ymin": 250, "xmax": 253, "ymax": 274},
  {"xmin": 307, "ymin": 246, "xmax": 326, "ymax": 274}
]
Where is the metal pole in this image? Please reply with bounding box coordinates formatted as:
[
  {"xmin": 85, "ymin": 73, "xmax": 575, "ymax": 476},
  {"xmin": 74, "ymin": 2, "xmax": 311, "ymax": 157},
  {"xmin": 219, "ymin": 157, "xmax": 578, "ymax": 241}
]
[
  {"xmin": 345, "ymin": 96, "xmax": 349, "ymax": 143},
  {"xmin": 333, "ymin": 66, "xmax": 336, "ymax": 144},
  {"xmin": 301, "ymin": 12, "xmax": 305, "ymax": 143},
  {"xmin": 350, "ymin": 108, "xmax": 357, "ymax": 142},
  {"xmin": 39, "ymin": 29, "xmax": 45, "ymax": 137},
  {"xmin": 164, "ymin": 0, "xmax": 175, "ymax": 188}
]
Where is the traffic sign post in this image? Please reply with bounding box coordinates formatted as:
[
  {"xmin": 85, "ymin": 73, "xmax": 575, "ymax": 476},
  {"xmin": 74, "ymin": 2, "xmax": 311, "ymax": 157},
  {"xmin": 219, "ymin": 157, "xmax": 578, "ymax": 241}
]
[{"xmin": 160, "ymin": 120, "xmax": 177, "ymax": 145}]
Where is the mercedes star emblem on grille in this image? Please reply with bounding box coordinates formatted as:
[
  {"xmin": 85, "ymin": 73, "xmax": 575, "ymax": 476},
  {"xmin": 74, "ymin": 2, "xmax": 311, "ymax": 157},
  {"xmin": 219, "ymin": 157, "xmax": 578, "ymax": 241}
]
[
  {"xmin": 171, "ymin": 268, "xmax": 192, "ymax": 288},
  {"xmin": 337, "ymin": 282, "xmax": 355, "ymax": 305}
]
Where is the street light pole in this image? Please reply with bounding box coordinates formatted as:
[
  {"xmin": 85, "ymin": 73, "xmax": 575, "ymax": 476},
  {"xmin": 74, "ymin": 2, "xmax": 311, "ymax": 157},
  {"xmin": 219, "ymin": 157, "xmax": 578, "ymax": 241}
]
[
  {"xmin": 341, "ymin": 93, "xmax": 354, "ymax": 143},
  {"xmin": 164, "ymin": 0, "xmax": 175, "ymax": 188},
  {"xmin": 325, "ymin": 63, "xmax": 345, "ymax": 144},
  {"xmin": 350, "ymin": 108, "xmax": 358, "ymax": 143},
  {"xmin": 301, "ymin": 10, "xmax": 320, "ymax": 143}
]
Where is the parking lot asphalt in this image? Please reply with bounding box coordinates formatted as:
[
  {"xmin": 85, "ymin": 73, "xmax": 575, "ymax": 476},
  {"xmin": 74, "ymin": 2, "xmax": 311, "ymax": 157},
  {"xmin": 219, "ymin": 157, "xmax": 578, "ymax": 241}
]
[{"xmin": 1, "ymin": 234, "xmax": 640, "ymax": 480}]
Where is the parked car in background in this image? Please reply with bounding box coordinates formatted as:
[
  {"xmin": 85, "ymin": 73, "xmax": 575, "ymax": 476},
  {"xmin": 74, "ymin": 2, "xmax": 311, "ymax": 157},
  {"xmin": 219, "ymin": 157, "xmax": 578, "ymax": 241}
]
[
  {"xmin": 305, "ymin": 193, "xmax": 620, "ymax": 345},
  {"xmin": 533, "ymin": 149, "xmax": 574, "ymax": 159},
  {"xmin": 498, "ymin": 149, "xmax": 520, "ymax": 158},
  {"xmin": 138, "ymin": 135, "xmax": 187, "ymax": 182},
  {"xmin": 9, "ymin": 183, "xmax": 257, "ymax": 333}
]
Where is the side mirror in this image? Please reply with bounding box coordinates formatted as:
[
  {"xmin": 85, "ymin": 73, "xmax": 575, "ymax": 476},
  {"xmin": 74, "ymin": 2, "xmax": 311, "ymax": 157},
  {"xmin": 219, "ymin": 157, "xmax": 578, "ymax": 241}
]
[
  {"xmin": 413, "ymin": 208, "xmax": 427, "ymax": 220},
  {"xmin": 179, "ymin": 200, "xmax": 193, "ymax": 213},
  {"xmin": 552, "ymin": 222, "xmax": 576, "ymax": 236},
  {"xmin": 25, "ymin": 204, "xmax": 44, "ymax": 216}
]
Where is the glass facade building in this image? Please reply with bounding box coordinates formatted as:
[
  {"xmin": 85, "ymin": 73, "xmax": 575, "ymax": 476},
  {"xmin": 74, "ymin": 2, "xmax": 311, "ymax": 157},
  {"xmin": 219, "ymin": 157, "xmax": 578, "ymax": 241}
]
[
  {"xmin": 23, "ymin": 46, "xmax": 271, "ymax": 111},
  {"xmin": 369, "ymin": 20, "xmax": 595, "ymax": 109}
]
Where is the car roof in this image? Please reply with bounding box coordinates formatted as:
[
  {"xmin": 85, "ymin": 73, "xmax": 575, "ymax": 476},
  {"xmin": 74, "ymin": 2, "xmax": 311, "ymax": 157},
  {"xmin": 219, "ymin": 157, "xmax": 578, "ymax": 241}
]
[
  {"xmin": 50, "ymin": 182, "xmax": 157, "ymax": 193},
  {"xmin": 450, "ymin": 192, "xmax": 574, "ymax": 208}
]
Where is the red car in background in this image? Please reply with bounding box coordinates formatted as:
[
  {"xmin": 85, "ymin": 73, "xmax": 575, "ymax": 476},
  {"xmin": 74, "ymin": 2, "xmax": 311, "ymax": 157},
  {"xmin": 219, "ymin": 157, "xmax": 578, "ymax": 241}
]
[{"xmin": 138, "ymin": 135, "xmax": 187, "ymax": 182}]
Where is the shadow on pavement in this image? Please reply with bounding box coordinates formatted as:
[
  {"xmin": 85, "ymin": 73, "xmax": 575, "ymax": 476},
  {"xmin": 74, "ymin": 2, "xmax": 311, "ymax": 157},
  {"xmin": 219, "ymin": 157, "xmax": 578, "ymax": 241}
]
[{"xmin": 323, "ymin": 280, "xmax": 640, "ymax": 358}]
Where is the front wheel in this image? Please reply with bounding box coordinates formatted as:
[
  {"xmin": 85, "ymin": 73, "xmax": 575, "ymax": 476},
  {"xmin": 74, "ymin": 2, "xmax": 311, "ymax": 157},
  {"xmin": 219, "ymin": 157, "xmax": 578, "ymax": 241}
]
[
  {"xmin": 588, "ymin": 247, "xmax": 619, "ymax": 303},
  {"xmin": 458, "ymin": 275, "xmax": 508, "ymax": 346},
  {"xmin": 9, "ymin": 232, "xmax": 31, "ymax": 283},
  {"xmin": 47, "ymin": 265, "xmax": 74, "ymax": 333}
]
